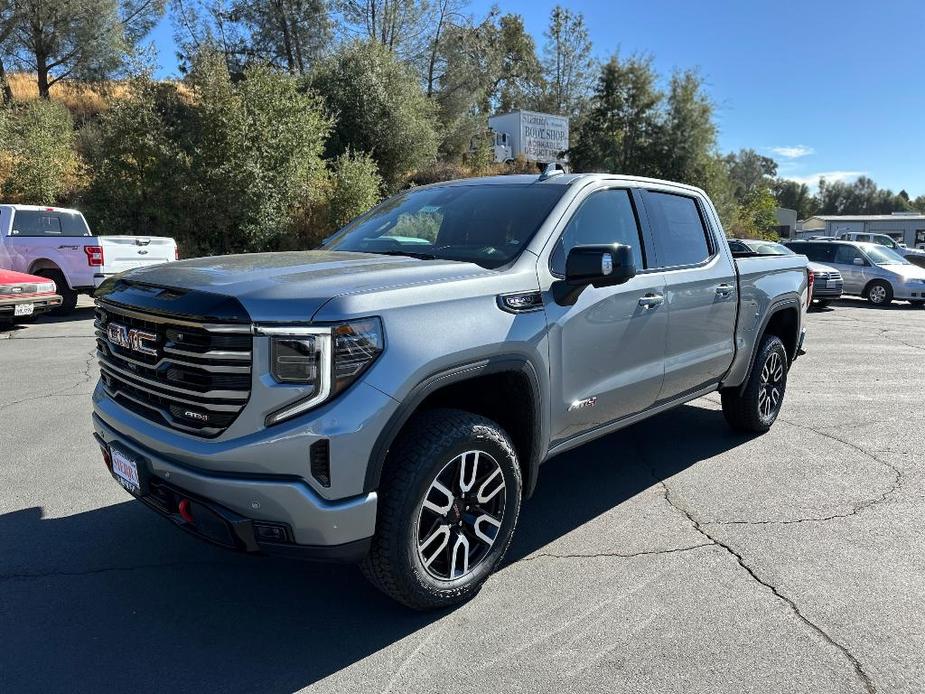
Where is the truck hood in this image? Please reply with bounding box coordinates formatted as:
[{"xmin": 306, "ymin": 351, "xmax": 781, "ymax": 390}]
[{"xmin": 112, "ymin": 251, "xmax": 494, "ymax": 322}]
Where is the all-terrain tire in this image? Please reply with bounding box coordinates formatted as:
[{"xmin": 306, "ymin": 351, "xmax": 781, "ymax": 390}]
[
  {"xmin": 721, "ymin": 334, "xmax": 788, "ymax": 433},
  {"xmin": 361, "ymin": 409, "xmax": 522, "ymax": 610}
]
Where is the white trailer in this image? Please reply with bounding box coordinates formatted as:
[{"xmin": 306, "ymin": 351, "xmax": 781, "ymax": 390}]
[{"xmin": 487, "ymin": 110, "xmax": 569, "ymax": 164}]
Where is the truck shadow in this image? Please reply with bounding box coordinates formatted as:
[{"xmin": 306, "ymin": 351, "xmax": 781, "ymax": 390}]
[
  {"xmin": 0, "ymin": 305, "xmax": 96, "ymax": 335},
  {"xmin": 0, "ymin": 402, "xmax": 748, "ymax": 692}
]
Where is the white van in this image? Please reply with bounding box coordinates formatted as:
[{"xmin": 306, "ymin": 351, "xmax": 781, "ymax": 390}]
[{"xmin": 0, "ymin": 205, "xmax": 178, "ymax": 314}]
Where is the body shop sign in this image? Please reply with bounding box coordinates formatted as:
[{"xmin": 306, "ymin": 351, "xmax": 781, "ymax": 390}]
[{"xmin": 521, "ymin": 112, "xmax": 569, "ymax": 162}]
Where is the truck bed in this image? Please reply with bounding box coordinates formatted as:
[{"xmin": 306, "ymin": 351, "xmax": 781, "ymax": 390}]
[{"xmin": 722, "ymin": 253, "xmax": 809, "ymax": 388}]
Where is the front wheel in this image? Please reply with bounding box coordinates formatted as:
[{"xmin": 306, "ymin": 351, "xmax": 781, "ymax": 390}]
[
  {"xmin": 721, "ymin": 334, "xmax": 789, "ymax": 433},
  {"xmin": 361, "ymin": 409, "xmax": 522, "ymax": 610},
  {"xmin": 866, "ymin": 280, "xmax": 893, "ymax": 307}
]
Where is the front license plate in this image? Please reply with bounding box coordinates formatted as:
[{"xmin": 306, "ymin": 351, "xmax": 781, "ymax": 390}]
[
  {"xmin": 826, "ymin": 280, "xmax": 837, "ymax": 288},
  {"xmin": 14, "ymin": 303, "xmax": 34, "ymax": 316},
  {"xmin": 111, "ymin": 448, "xmax": 141, "ymax": 494}
]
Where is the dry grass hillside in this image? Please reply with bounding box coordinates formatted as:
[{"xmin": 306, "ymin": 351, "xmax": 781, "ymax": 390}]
[{"xmin": 5, "ymin": 73, "xmax": 127, "ymax": 119}]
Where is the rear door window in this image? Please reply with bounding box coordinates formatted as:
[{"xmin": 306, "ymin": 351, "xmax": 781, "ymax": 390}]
[
  {"xmin": 643, "ymin": 191, "xmax": 712, "ymax": 268},
  {"xmin": 10, "ymin": 210, "xmax": 91, "ymax": 237}
]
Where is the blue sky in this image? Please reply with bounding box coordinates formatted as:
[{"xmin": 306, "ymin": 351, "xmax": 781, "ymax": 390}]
[{"xmin": 147, "ymin": 0, "xmax": 925, "ymax": 196}]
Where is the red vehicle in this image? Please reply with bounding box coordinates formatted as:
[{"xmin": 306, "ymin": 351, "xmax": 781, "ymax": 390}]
[{"xmin": 0, "ymin": 268, "xmax": 62, "ymax": 323}]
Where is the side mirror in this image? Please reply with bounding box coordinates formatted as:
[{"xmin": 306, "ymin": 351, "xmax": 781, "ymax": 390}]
[
  {"xmin": 853, "ymin": 257, "xmax": 865, "ymax": 266},
  {"xmin": 554, "ymin": 244, "xmax": 636, "ymax": 305},
  {"xmin": 565, "ymin": 243, "xmax": 636, "ymax": 287}
]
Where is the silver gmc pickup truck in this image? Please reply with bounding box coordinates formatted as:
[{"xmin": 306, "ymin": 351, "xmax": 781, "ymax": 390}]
[{"xmin": 91, "ymin": 172, "xmax": 809, "ymax": 609}]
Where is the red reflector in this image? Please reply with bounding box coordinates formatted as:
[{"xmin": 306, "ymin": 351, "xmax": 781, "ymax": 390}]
[
  {"xmin": 178, "ymin": 499, "xmax": 194, "ymax": 524},
  {"xmin": 174, "ymin": 246, "xmax": 179, "ymax": 261},
  {"xmin": 84, "ymin": 245, "xmax": 104, "ymax": 267}
]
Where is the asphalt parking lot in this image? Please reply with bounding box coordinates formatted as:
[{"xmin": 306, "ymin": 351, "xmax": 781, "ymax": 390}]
[{"xmin": 1, "ymin": 297, "xmax": 923, "ymax": 693}]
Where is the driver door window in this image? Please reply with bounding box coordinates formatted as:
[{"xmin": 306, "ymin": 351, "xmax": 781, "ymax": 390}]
[{"xmin": 550, "ymin": 189, "xmax": 644, "ymax": 274}]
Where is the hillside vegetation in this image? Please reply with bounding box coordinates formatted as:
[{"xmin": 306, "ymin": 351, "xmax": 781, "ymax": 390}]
[{"xmin": 1, "ymin": 1, "xmax": 921, "ymax": 257}]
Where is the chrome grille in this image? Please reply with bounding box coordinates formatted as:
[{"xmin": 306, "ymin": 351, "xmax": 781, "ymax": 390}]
[{"xmin": 95, "ymin": 302, "xmax": 252, "ymax": 437}]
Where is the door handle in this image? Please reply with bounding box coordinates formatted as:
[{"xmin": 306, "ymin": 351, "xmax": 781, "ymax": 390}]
[
  {"xmin": 715, "ymin": 283, "xmax": 735, "ymax": 296},
  {"xmin": 638, "ymin": 293, "xmax": 664, "ymax": 308}
]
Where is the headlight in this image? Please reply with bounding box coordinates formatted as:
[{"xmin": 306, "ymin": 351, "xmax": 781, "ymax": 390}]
[{"xmin": 262, "ymin": 317, "xmax": 383, "ymax": 425}]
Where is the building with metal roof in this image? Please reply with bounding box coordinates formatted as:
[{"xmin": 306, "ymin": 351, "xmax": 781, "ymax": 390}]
[{"xmin": 795, "ymin": 212, "xmax": 925, "ymax": 247}]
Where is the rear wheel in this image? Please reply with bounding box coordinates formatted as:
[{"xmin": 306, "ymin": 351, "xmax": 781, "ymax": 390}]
[
  {"xmin": 721, "ymin": 334, "xmax": 789, "ymax": 433},
  {"xmin": 361, "ymin": 409, "xmax": 522, "ymax": 610},
  {"xmin": 865, "ymin": 280, "xmax": 893, "ymax": 307},
  {"xmin": 35, "ymin": 269, "xmax": 77, "ymax": 316}
]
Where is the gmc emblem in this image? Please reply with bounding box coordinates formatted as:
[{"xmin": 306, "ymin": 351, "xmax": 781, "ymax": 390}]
[{"xmin": 107, "ymin": 322, "xmax": 157, "ymax": 357}]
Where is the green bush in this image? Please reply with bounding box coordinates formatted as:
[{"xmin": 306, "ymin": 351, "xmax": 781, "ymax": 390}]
[
  {"xmin": 82, "ymin": 56, "xmax": 332, "ymax": 256},
  {"xmin": 326, "ymin": 151, "xmax": 382, "ymax": 229},
  {"xmin": 0, "ymin": 100, "xmax": 81, "ymax": 205},
  {"xmin": 309, "ymin": 41, "xmax": 439, "ymax": 190}
]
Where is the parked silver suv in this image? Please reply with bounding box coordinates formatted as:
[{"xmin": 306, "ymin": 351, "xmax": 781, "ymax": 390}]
[
  {"xmin": 92, "ymin": 173, "xmax": 808, "ymax": 608},
  {"xmin": 786, "ymin": 239, "xmax": 925, "ymax": 307}
]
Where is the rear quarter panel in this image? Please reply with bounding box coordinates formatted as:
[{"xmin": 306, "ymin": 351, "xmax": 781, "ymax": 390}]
[{"xmin": 721, "ymin": 255, "xmax": 808, "ymax": 388}]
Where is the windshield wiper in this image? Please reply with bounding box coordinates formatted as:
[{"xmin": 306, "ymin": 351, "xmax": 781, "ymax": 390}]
[{"xmin": 367, "ymin": 250, "xmax": 436, "ymax": 260}]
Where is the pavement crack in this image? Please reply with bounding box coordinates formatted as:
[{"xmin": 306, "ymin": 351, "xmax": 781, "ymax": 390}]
[
  {"xmin": 652, "ymin": 475, "xmax": 876, "ymax": 694},
  {"xmin": 0, "ymin": 347, "xmax": 97, "ymax": 411},
  {"xmin": 0, "ymin": 558, "xmax": 241, "ymax": 582},
  {"xmin": 520, "ymin": 543, "xmax": 714, "ymax": 563},
  {"xmin": 877, "ymin": 328, "xmax": 925, "ymax": 352}
]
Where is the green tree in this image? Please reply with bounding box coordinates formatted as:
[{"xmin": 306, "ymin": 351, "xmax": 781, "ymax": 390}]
[
  {"xmin": 335, "ymin": 0, "xmax": 430, "ymax": 59},
  {"xmin": 773, "ymin": 179, "xmax": 814, "ymax": 219},
  {"xmin": 186, "ymin": 53, "xmax": 331, "ymax": 252},
  {"xmin": 0, "ymin": 99, "xmax": 80, "ymax": 203},
  {"xmin": 815, "ymin": 175, "xmax": 913, "ymax": 215},
  {"xmin": 0, "ymin": 0, "xmax": 19, "ymax": 102},
  {"xmin": 724, "ymin": 148, "xmax": 778, "ymax": 201},
  {"xmin": 326, "ymin": 150, "xmax": 382, "ymax": 228},
  {"xmin": 569, "ymin": 54, "xmax": 662, "ymax": 175},
  {"xmin": 538, "ymin": 5, "xmax": 594, "ymax": 117},
  {"xmin": 80, "ymin": 76, "xmax": 191, "ymax": 238},
  {"xmin": 309, "ymin": 40, "xmax": 438, "ymax": 189},
  {"xmin": 2, "ymin": 0, "xmax": 165, "ymax": 97},
  {"xmin": 170, "ymin": 0, "xmax": 331, "ymax": 76},
  {"xmin": 658, "ymin": 69, "xmax": 716, "ymax": 188},
  {"xmin": 83, "ymin": 55, "xmax": 331, "ymax": 255}
]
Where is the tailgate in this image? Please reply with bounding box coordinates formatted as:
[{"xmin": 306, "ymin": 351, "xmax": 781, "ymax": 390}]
[{"xmin": 99, "ymin": 236, "xmax": 176, "ymax": 273}]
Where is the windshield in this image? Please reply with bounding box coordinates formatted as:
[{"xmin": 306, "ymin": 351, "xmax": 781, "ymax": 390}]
[
  {"xmin": 742, "ymin": 240, "xmax": 794, "ymax": 256},
  {"xmin": 323, "ymin": 184, "xmax": 567, "ymax": 269},
  {"xmin": 865, "ymin": 244, "xmax": 909, "ymax": 265}
]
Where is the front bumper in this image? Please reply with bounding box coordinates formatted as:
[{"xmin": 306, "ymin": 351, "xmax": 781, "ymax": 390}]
[
  {"xmin": 93, "ymin": 412, "xmax": 377, "ymax": 559},
  {"xmin": 0, "ymin": 293, "xmax": 62, "ymax": 315}
]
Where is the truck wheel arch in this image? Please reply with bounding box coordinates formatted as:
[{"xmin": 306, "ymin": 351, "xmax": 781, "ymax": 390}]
[
  {"xmin": 28, "ymin": 259, "xmax": 71, "ymax": 288},
  {"xmin": 365, "ymin": 355, "xmax": 547, "ymax": 500},
  {"xmin": 733, "ymin": 300, "xmax": 801, "ymax": 393}
]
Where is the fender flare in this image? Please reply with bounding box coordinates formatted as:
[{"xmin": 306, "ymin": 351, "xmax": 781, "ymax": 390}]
[
  {"xmin": 731, "ymin": 297, "xmax": 801, "ymax": 394},
  {"xmin": 363, "ymin": 354, "xmax": 548, "ymax": 499}
]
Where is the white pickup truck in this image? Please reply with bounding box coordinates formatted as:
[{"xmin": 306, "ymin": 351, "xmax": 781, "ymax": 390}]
[{"xmin": 0, "ymin": 205, "xmax": 178, "ymax": 314}]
